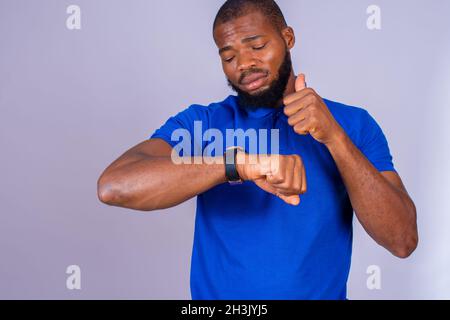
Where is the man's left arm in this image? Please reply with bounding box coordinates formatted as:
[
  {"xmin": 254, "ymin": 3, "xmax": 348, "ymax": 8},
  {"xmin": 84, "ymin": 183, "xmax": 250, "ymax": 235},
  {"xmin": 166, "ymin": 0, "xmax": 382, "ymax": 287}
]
[
  {"xmin": 284, "ymin": 74, "xmax": 418, "ymax": 258},
  {"xmin": 326, "ymin": 131, "xmax": 418, "ymax": 258}
]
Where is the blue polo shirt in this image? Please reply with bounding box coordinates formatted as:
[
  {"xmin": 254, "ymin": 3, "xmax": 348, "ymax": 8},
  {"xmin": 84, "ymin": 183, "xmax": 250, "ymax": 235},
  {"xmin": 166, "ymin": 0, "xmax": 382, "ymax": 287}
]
[{"xmin": 150, "ymin": 95, "xmax": 396, "ymax": 300}]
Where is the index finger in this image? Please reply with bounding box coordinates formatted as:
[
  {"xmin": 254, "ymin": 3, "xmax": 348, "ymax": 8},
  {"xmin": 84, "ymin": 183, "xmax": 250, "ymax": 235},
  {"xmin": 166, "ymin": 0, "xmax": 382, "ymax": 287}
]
[{"xmin": 283, "ymin": 87, "xmax": 314, "ymax": 107}]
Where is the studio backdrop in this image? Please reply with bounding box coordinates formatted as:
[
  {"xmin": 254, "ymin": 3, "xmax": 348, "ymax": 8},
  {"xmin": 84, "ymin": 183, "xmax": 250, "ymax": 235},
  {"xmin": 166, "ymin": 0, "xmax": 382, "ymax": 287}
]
[{"xmin": 1, "ymin": 0, "xmax": 449, "ymax": 299}]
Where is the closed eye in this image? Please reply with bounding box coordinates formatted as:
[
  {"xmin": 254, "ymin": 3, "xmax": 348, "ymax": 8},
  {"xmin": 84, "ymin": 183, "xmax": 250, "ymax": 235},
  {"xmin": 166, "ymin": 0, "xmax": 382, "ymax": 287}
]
[
  {"xmin": 223, "ymin": 42, "xmax": 267, "ymax": 62},
  {"xmin": 253, "ymin": 43, "xmax": 267, "ymax": 50}
]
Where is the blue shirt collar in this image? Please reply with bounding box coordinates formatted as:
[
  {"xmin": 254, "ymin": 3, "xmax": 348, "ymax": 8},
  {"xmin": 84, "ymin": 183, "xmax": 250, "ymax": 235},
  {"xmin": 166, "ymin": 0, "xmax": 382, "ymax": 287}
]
[{"xmin": 228, "ymin": 95, "xmax": 285, "ymax": 119}]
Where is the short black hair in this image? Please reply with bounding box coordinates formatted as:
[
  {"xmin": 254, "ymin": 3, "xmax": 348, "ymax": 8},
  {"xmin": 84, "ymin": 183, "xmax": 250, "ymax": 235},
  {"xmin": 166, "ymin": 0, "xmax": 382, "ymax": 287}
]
[{"xmin": 213, "ymin": 0, "xmax": 288, "ymax": 33}]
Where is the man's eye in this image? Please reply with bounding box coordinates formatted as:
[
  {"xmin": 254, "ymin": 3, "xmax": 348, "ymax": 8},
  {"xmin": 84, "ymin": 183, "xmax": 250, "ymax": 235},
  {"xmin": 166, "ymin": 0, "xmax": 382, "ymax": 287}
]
[
  {"xmin": 224, "ymin": 57, "xmax": 234, "ymax": 63},
  {"xmin": 253, "ymin": 44, "xmax": 267, "ymax": 50}
]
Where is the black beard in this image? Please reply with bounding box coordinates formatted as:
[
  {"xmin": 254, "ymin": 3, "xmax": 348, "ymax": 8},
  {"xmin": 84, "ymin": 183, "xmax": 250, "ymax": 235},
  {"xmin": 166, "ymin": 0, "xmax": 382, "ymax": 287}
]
[{"xmin": 227, "ymin": 50, "xmax": 292, "ymax": 110}]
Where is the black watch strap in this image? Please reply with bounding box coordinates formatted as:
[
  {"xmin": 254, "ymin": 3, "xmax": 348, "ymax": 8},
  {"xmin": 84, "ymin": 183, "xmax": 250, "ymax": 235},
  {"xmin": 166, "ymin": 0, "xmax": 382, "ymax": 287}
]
[{"xmin": 224, "ymin": 147, "xmax": 243, "ymax": 184}]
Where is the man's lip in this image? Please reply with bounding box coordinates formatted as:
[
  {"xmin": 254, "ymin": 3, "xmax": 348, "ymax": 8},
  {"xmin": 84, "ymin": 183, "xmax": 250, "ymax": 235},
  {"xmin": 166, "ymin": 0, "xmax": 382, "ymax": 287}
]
[
  {"xmin": 240, "ymin": 72, "xmax": 267, "ymax": 85},
  {"xmin": 241, "ymin": 74, "xmax": 268, "ymax": 91}
]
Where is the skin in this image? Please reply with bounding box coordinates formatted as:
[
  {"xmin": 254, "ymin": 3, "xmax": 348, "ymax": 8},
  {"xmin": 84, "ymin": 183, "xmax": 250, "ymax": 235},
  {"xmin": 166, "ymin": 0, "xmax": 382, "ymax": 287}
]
[{"xmin": 97, "ymin": 10, "xmax": 418, "ymax": 258}]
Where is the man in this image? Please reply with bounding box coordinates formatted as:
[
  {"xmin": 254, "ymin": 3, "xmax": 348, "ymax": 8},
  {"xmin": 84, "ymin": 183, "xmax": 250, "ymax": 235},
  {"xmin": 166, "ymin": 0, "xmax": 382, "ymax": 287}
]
[{"xmin": 97, "ymin": 0, "xmax": 418, "ymax": 299}]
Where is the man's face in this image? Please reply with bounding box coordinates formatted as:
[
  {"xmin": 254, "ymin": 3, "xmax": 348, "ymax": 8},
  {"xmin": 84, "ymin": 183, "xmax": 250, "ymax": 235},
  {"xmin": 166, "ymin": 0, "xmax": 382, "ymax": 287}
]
[{"xmin": 213, "ymin": 11, "xmax": 293, "ymax": 109}]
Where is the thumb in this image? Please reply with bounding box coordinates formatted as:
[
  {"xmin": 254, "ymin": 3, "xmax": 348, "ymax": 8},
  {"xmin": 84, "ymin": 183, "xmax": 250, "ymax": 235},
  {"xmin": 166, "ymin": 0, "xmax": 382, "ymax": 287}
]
[
  {"xmin": 295, "ymin": 74, "xmax": 307, "ymax": 92},
  {"xmin": 276, "ymin": 193, "xmax": 301, "ymax": 206},
  {"xmin": 253, "ymin": 179, "xmax": 301, "ymax": 206},
  {"xmin": 283, "ymin": 194, "xmax": 300, "ymax": 206}
]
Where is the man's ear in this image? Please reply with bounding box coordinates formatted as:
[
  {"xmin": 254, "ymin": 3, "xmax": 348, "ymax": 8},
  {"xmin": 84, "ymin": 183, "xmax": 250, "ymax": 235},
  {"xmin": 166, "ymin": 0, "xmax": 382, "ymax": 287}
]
[{"xmin": 281, "ymin": 26, "xmax": 295, "ymax": 50}]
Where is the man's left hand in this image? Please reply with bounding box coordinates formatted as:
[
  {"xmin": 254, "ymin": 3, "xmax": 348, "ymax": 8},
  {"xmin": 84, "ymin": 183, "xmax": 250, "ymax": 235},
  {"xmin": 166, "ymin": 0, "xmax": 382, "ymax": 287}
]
[{"xmin": 283, "ymin": 74, "xmax": 345, "ymax": 146}]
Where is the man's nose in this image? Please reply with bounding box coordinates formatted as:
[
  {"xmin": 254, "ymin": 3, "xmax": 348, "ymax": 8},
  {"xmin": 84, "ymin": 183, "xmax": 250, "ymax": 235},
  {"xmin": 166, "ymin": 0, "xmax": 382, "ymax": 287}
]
[{"xmin": 237, "ymin": 53, "xmax": 257, "ymax": 72}]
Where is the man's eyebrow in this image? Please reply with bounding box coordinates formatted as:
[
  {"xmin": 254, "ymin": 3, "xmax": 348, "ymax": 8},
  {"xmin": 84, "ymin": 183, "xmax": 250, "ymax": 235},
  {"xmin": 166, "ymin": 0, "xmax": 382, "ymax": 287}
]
[
  {"xmin": 218, "ymin": 35, "xmax": 265, "ymax": 54},
  {"xmin": 241, "ymin": 34, "xmax": 264, "ymax": 44}
]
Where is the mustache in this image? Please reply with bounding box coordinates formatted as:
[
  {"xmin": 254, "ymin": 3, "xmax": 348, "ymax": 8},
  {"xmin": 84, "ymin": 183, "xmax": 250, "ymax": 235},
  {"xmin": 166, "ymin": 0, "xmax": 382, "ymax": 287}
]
[{"xmin": 238, "ymin": 69, "xmax": 269, "ymax": 85}]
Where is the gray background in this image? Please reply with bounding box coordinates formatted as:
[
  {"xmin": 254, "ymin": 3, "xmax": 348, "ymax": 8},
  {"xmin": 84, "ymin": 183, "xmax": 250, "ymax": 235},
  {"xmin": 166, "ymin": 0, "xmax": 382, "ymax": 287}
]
[{"xmin": 1, "ymin": 0, "xmax": 449, "ymax": 299}]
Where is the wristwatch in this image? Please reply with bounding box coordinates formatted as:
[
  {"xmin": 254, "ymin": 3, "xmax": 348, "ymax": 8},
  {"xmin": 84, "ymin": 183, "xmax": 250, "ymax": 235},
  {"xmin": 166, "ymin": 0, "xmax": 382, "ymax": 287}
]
[{"xmin": 224, "ymin": 146, "xmax": 244, "ymax": 185}]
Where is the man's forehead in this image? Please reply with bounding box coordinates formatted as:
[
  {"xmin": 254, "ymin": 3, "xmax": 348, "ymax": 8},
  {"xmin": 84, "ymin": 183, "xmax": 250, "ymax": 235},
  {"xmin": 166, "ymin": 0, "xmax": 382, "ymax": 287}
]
[{"xmin": 214, "ymin": 12, "xmax": 274, "ymax": 46}]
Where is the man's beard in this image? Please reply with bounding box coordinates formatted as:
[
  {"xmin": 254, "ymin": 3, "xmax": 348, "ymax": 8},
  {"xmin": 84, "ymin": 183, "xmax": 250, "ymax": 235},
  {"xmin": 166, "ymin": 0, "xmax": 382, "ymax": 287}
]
[{"xmin": 227, "ymin": 50, "xmax": 292, "ymax": 110}]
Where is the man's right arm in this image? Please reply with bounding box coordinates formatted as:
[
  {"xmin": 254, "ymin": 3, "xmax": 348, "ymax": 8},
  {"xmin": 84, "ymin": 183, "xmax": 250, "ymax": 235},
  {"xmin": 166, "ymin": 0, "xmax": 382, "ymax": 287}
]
[
  {"xmin": 97, "ymin": 138, "xmax": 307, "ymax": 211},
  {"xmin": 97, "ymin": 138, "xmax": 227, "ymax": 211}
]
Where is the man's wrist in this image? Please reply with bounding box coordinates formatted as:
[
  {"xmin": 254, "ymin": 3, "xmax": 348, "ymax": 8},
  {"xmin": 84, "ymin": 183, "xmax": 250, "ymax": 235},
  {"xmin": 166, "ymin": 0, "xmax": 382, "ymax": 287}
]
[
  {"xmin": 235, "ymin": 150, "xmax": 248, "ymax": 181},
  {"xmin": 326, "ymin": 129, "xmax": 350, "ymax": 154}
]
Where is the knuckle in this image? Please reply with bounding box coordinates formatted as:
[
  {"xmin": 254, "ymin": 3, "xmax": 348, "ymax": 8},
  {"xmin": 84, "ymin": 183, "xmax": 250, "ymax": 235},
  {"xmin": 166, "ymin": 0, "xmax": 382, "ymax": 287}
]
[
  {"xmin": 306, "ymin": 88, "xmax": 316, "ymax": 95},
  {"xmin": 302, "ymin": 184, "xmax": 307, "ymax": 193},
  {"xmin": 288, "ymin": 156, "xmax": 295, "ymax": 165},
  {"xmin": 273, "ymin": 174, "xmax": 284, "ymax": 183},
  {"xmin": 284, "ymin": 105, "xmax": 291, "ymax": 114},
  {"xmin": 287, "ymin": 116, "xmax": 295, "ymax": 126},
  {"xmin": 279, "ymin": 183, "xmax": 290, "ymax": 191}
]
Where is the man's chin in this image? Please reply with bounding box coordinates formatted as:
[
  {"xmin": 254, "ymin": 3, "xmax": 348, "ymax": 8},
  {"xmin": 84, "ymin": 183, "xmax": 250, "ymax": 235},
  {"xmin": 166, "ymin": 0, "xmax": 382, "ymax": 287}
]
[{"xmin": 242, "ymin": 85, "xmax": 270, "ymax": 96}]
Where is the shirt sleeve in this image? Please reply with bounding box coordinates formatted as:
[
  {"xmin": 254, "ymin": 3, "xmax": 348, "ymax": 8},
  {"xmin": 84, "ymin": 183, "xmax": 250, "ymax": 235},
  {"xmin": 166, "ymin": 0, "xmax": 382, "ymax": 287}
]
[
  {"xmin": 149, "ymin": 105, "xmax": 209, "ymax": 156},
  {"xmin": 358, "ymin": 110, "xmax": 397, "ymax": 173}
]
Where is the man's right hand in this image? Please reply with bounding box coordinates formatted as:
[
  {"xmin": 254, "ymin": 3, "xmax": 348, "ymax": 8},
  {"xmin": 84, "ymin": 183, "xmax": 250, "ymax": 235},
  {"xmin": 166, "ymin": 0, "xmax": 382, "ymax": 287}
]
[{"xmin": 236, "ymin": 152, "xmax": 307, "ymax": 206}]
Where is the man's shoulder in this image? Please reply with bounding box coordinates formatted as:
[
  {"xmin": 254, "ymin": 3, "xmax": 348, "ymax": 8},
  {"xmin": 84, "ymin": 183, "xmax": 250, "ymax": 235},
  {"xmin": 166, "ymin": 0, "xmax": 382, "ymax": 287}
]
[
  {"xmin": 323, "ymin": 98, "xmax": 368, "ymax": 118},
  {"xmin": 178, "ymin": 95, "xmax": 237, "ymax": 117},
  {"xmin": 322, "ymin": 98, "xmax": 378, "ymax": 139},
  {"xmin": 188, "ymin": 95, "xmax": 237, "ymax": 110},
  {"xmin": 323, "ymin": 97, "xmax": 372, "ymax": 121}
]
